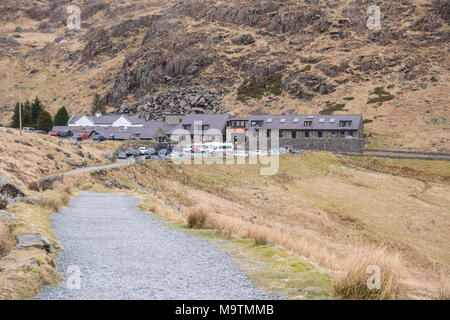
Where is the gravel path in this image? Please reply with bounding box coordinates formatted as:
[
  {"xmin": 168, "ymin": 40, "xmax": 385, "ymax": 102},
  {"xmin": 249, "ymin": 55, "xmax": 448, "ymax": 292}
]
[
  {"xmin": 37, "ymin": 191, "xmax": 268, "ymax": 300},
  {"xmin": 63, "ymin": 158, "xmax": 136, "ymax": 176}
]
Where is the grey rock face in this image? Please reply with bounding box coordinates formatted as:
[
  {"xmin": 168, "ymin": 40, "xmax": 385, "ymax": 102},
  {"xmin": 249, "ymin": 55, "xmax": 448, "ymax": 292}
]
[
  {"xmin": 231, "ymin": 34, "xmax": 255, "ymax": 45},
  {"xmin": 0, "ymin": 209, "xmax": 17, "ymax": 223},
  {"xmin": 38, "ymin": 174, "xmax": 64, "ymax": 191},
  {"xmin": 118, "ymin": 86, "xmax": 223, "ymax": 121},
  {"xmin": 0, "ymin": 173, "xmax": 26, "ymax": 208},
  {"xmin": 16, "ymin": 233, "xmax": 49, "ymax": 250}
]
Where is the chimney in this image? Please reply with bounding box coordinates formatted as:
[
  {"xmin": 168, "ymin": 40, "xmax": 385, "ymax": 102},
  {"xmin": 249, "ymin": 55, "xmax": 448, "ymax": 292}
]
[{"xmin": 95, "ymin": 111, "xmax": 102, "ymax": 118}]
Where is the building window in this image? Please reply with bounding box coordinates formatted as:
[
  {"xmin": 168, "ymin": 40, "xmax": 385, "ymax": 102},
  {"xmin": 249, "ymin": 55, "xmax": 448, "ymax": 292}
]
[
  {"xmin": 339, "ymin": 120, "xmax": 352, "ymax": 127},
  {"xmin": 340, "ymin": 131, "xmax": 345, "ymax": 138},
  {"xmin": 331, "ymin": 131, "xmax": 336, "ymax": 138},
  {"xmin": 304, "ymin": 121, "xmax": 312, "ymax": 128},
  {"xmin": 318, "ymin": 131, "xmax": 322, "ymax": 138},
  {"xmin": 279, "ymin": 130, "xmax": 283, "ymax": 138},
  {"xmin": 267, "ymin": 129, "xmax": 271, "ymax": 138},
  {"xmin": 182, "ymin": 124, "xmax": 191, "ymax": 130},
  {"xmin": 292, "ymin": 131, "xmax": 296, "ymax": 139},
  {"xmin": 305, "ymin": 131, "xmax": 310, "ymax": 138}
]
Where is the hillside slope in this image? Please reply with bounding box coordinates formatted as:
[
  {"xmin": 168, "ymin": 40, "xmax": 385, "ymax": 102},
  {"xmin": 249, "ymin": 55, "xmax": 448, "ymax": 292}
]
[{"xmin": 0, "ymin": 0, "xmax": 448, "ymax": 151}]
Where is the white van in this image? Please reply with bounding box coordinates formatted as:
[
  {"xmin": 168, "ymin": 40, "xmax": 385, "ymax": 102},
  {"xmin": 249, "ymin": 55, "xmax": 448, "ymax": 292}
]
[{"xmin": 203, "ymin": 142, "xmax": 234, "ymax": 155}]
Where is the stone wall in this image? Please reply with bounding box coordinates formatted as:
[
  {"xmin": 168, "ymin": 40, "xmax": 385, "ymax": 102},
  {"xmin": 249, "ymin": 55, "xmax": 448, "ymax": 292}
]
[{"xmin": 279, "ymin": 138, "xmax": 365, "ymax": 153}]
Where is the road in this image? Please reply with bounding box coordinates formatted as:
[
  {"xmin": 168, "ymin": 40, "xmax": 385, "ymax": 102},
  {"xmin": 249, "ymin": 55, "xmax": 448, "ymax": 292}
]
[{"xmin": 37, "ymin": 192, "xmax": 268, "ymax": 300}]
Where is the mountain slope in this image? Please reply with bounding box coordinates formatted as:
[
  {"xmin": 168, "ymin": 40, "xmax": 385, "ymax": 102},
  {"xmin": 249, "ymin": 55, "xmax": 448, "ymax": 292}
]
[{"xmin": 0, "ymin": 0, "xmax": 449, "ymax": 151}]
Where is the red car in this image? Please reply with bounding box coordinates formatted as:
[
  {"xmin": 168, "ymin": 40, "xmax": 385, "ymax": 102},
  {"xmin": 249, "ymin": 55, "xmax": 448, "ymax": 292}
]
[
  {"xmin": 50, "ymin": 131, "xmax": 60, "ymax": 136},
  {"xmin": 78, "ymin": 133, "xmax": 89, "ymax": 140}
]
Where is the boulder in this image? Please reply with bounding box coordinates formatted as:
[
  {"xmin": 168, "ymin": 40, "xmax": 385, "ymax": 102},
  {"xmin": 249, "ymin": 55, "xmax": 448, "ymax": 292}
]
[
  {"xmin": 104, "ymin": 150, "xmax": 115, "ymax": 162},
  {"xmin": 0, "ymin": 209, "xmax": 17, "ymax": 223},
  {"xmin": 15, "ymin": 232, "xmax": 50, "ymax": 251},
  {"xmin": 38, "ymin": 174, "xmax": 64, "ymax": 191},
  {"xmin": 0, "ymin": 173, "xmax": 26, "ymax": 208}
]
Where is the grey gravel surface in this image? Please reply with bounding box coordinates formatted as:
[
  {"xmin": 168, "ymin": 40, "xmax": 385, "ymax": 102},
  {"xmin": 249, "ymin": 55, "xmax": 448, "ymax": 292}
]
[
  {"xmin": 37, "ymin": 191, "xmax": 268, "ymax": 300},
  {"xmin": 63, "ymin": 158, "xmax": 135, "ymax": 176}
]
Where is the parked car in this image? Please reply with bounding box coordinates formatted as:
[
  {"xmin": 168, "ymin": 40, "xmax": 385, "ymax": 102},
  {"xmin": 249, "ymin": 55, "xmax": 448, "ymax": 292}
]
[
  {"xmin": 127, "ymin": 149, "xmax": 141, "ymax": 157},
  {"xmin": 50, "ymin": 131, "xmax": 60, "ymax": 137},
  {"xmin": 118, "ymin": 152, "xmax": 127, "ymax": 159},
  {"xmin": 33, "ymin": 130, "xmax": 45, "ymax": 134},
  {"xmin": 138, "ymin": 147, "xmax": 147, "ymax": 154},
  {"xmin": 23, "ymin": 127, "xmax": 35, "ymax": 131},
  {"xmin": 78, "ymin": 133, "xmax": 89, "ymax": 140},
  {"xmin": 158, "ymin": 149, "xmax": 168, "ymax": 157},
  {"xmin": 70, "ymin": 136, "xmax": 82, "ymax": 141},
  {"xmin": 59, "ymin": 130, "xmax": 73, "ymax": 138},
  {"xmin": 93, "ymin": 135, "xmax": 106, "ymax": 142},
  {"xmin": 145, "ymin": 148, "xmax": 156, "ymax": 156},
  {"xmin": 149, "ymin": 155, "xmax": 160, "ymax": 160},
  {"xmin": 156, "ymin": 142, "xmax": 170, "ymax": 152}
]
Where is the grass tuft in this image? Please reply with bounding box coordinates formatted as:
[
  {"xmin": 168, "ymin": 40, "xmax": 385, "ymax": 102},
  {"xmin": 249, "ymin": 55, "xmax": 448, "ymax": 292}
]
[
  {"xmin": 333, "ymin": 245, "xmax": 401, "ymax": 300},
  {"xmin": 187, "ymin": 205, "xmax": 210, "ymax": 229}
]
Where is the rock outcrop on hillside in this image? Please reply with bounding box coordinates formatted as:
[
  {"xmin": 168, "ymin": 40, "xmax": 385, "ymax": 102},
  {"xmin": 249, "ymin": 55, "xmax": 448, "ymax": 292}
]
[{"xmin": 118, "ymin": 87, "xmax": 224, "ymax": 121}]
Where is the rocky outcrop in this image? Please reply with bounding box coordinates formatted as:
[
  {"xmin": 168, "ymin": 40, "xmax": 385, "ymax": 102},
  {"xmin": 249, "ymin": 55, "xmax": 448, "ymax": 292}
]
[
  {"xmin": 118, "ymin": 86, "xmax": 223, "ymax": 121},
  {"xmin": 0, "ymin": 174, "xmax": 26, "ymax": 208},
  {"xmin": 281, "ymin": 73, "xmax": 335, "ymax": 100},
  {"xmin": 38, "ymin": 174, "xmax": 64, "ymax": 191}
]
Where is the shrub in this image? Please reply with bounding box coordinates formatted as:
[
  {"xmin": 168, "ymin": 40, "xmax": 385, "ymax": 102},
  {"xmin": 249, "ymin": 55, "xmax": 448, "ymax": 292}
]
[
  {"xmin": 367, "ymin": 87, "xmax": 395, "ymax": 105},
  {"xmin": 320, "ymin": 102, "xmax": 347, "ymax": 115},
  {"xmin": 333, "ymin": 245, "xmax": 401, "ymax": 300},
  {"xmin": 343, "ymin": 97, "xmax": 354, "ymax": 101},
  {"xmin": 187, "ymin": 206, "xmax": 210, "ymax": 229},
  {"xmin": 237, "ymin": 74, "xmax": 283, "ymax": 102}
]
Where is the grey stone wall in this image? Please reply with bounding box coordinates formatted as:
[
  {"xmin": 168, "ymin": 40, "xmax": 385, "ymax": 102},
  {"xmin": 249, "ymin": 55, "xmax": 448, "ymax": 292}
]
[{"xmin": 279, "ymin": 138, "xmax": 365, "ymax": 153}]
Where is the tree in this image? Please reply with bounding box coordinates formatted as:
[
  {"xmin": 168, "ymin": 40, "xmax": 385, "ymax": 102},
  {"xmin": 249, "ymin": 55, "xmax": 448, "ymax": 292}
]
[
  {"xmin": 31, "ymin": 96, "xmax": 43, "ymax": 124},
  {"xmin": 22, "ymin": 110, "xmax": 33, "ymax": 127},
  {"xmin": 9, "ymin": 102, "xmax": 22, "ymax": 128},
  {"xmin": 23, "ymin": 100, "xmax": 31, "ymax": 113},
  {"xmin": 91, "ymin": 93, "xmax": 106, "ymax": 115},
  {"xmin": 37, "ymin": 110, "xmax": 53, "ymax": 132},
  {"xmin": 53, "ymin": 106, "xmax": 70, "ymax": 126}
]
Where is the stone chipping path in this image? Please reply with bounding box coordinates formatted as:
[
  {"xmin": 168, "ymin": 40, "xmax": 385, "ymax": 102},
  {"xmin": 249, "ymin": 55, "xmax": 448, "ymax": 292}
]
[{"xmin": 37, "ymin": 192, "xmax": 268, "ymax": 300}]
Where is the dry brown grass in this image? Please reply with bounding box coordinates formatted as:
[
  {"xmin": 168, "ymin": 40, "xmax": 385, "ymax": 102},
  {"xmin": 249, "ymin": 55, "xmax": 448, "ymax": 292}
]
[
  {"xmin": 0, "ymin": 221, "xmax": 12, "ymax": 255},
  {"xmin": 187, "ymin": 205, "xmax": 211, "ymax": 229},
  {"xmin": 439, "ymin": 269, "xmax": 450, "ymax": 300},
  {"xmin": 333, "ymin": 246, "xmax": 401, "ymax": 300},
  {"xmin": 36, "ymin": 184, "xmax": 73, "ymax": 213}
]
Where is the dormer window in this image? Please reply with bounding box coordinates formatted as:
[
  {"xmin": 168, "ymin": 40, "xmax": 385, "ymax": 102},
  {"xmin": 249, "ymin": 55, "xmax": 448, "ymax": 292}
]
[
  {"xmin": 339, "ymin": 120, "xmax": 352, "ymax": 127},
  {"xmin": 304, "ymin": 121, "xmax": 312, "ymax": 128},
  {"xmin": 293, "ymin": 118, "xmax": 299, "ymax": 123},
  {"xmin": 280, "ymin": 118, "xmax": 286, "ymax": 123},
  {"xmin": 266, "ymin": 118, "xmax": 273, "ymax": 123}
]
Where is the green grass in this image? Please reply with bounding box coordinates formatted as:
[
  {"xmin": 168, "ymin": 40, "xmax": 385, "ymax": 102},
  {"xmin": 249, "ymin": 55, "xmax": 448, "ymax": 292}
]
[
  {"xmin": 367, "ymin": 87, "xmax": 395, "ymax": 105},
  {"xmin": 182, "ymin": 228, "xmax": 333, "ymax": 299},
  {"xmin": 319, "ymin": 102, "xmax": 348, "ymax": 115},
  {"xmin": 237, "ymin": 74, "xmax": 283, "ymax": 102}
]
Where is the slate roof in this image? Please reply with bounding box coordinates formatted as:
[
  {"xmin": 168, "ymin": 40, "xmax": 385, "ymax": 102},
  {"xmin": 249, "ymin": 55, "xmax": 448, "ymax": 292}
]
[{"xmin": 170, "ymin": 114, "xmax": 232, "ymax": 135}]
